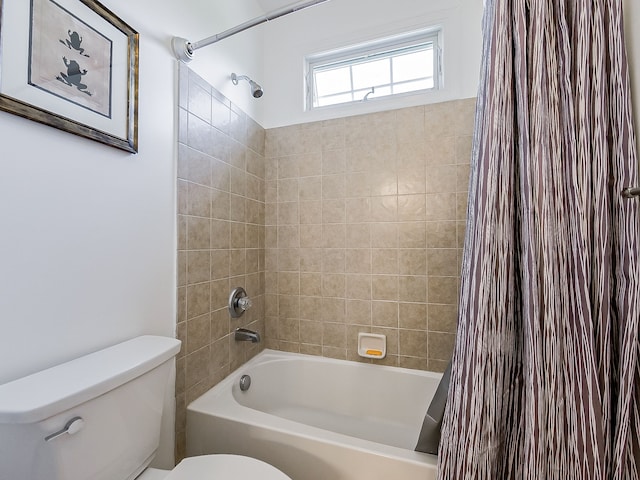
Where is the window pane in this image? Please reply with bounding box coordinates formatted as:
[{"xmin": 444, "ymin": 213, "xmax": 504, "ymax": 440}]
[
  {"xmin": 307, "ymin": 29, "xmax": 441, "ymax": 110},
  {"xmin": 352, "ymin": 58, "xmax": 390, "ymax": 90},
  {"xmin": 393, "ymin": 78, "xmax": 433, "ymax": 94},
  {"xmin": 354, "ymin": 85, "xmax": 393, "ymax": 101},
  {"xmin": 315, "ymin": 67, "xmax": 351, "ymax": 97},
  {"xmin": 392, "ymin": 49, "xmax": 432, "ymax": 83},
  {"xmin": 316, "ymin": 92, "xmax": 354, "ymax": 107}
]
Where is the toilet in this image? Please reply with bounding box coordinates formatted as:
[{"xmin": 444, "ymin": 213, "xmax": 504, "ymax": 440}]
[{"xmin": 0, "ymin": 336, "xmax": 292, "ymax": 480}]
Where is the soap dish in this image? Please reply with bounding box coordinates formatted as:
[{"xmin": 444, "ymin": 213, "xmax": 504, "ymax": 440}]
[{"xmin": 357, "ymin": 333, "xmax": 386, "ymax": 359}]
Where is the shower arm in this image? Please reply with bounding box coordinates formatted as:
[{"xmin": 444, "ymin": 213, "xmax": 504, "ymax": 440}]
[{"xmin": 172, "ymin": 0, "xmax": 331, "ymax": 63}]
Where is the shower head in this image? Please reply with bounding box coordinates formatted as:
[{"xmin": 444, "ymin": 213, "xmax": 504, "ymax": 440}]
[{"xmin": 231, "ymin": 73, "xmax": 264, "ymax": 98}]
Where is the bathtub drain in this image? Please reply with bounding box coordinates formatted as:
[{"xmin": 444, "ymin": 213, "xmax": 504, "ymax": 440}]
[{"xmin": 239, "ymin": 374, "xmax": 251, "ymax": 392}]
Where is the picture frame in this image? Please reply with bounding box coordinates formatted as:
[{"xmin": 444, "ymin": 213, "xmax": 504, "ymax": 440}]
[{"xmin": 0, "ymin": 0, "xmax": 139, "ymax": 153}]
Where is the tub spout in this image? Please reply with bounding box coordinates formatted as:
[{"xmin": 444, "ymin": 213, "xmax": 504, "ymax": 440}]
[{"xmin": 234, "ymin": 328, "xmax": 261, "ymax": 343}]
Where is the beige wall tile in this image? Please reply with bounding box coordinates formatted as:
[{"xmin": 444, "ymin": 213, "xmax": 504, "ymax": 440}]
[
  {"xmin": 372, "ymin": 301, "xmax": 398, "ymax": 328},
  {"xmin": 370, "ymin": 196, "xmax": 398, "ymax": 222},
  {"xmin": 372, "ymin": 249, "xmax": 398, "ymax": 274},
  {"xmin": 322, "ymin": 274, "xmax": 346, "ymax": 298},
  {"xmin": 399, "ymin": 303, "xmax": 427, "ymax": 330},
  {"xmin": 300, "ymin": 296, "xmax": 323, "ymax": 321},
  {"xmin": 278, "ymin": 226, "xmax": 299, "ymax": 248},
  {"xmin": 261, "ymin": 100, "xmax": 474, "ymax": 379},
  {"xmin": 278, "ymin": 248, "xmax": 300, "ymax": 272},
  {"xmin": 370, "ymin": 223, "xmax": 397, "ymax": 248},
  {"xmin": 185, "ymin": 346, "xmax": 210, "ymax": 390},
  {"xmin": 400, "ymin": 356, "xmax": 428, "ymax": 371},
  {"xmin": 425, "ymin": 135, "xmax": 456, "ymax": 166},
  {"xmin": 278, "ymin": 178, "xmax": 298, "ymax": 202},
  {"xmin": 345, "ymin": 172, "xmax": 370, "ymax": 197},
  {"xmin": 372, "ymin": 275, "xmax": 398, "ymax": 301},
  {"xmin": 323, "ymin": 199, "xmax": 346, "ymax": 224},
  {"xmin": 186, "ymin": 283, "xmax": 210, "ymax": 319},
  {"xmin": 177, "ymin": 251, "xmax": 187, "ymax": 288},
  {"xmin": 346, "ymin": 299, "xmax": 372, "ymax": 325},
  {"xmin": 178, "ymin": 75, "xmax": 272, "ymax": 431},
  {"xmin": 398, "ymin": 276, "xmax": 427, "ymax": 303},
  {"xmin": 323, "ymin": 322, "xmax": 347, "ymax": 348},
  {"xmin": 399, "ymin": 329, "xmax": 427, "ymax": 358},
  {"xmin": 300, "ymin": 320, "xmax": 323, "ymax": 344},
  {"xmin": 298, "ymin": 176, "xmax": 322, "ymax": 201},
  {"xmin": 428, "ymin": 276, "xmax": 459, "ymax": 304},
  {"xmin": 187, "ymin": 217, "xmax": 211, "ymax": 250},
  {"xmin": 398, "ymin": 222, "xmax": 426, "ymax": 248},
  {"xmin": 278, "ymin": 318, "xmax": 300, "ymax": 342},
  {"xmin": 278, "ymin": 202, "xmax": 299, "ymax": 225},
  {"xmin": 398, "ymin": 194, "xmax": 426, "ymax": 221},
  {"xmin": 322, "ymin": 297, "xmax": 346, "ymax": 323},
  {"xmin": 398, "ymin": 166, "xmax": 426, "ymax": 195},
  {"xmin": 299, "ymin": 248, "xmax": 323, "ymax": 272},
  {"xmin": 278, "ymin": 272, "xmax": 300, "ymax": 295},
  {"xmin": 187, "ymin": 251, "xmax": 211, "ymax": 284},
  {"xmin": 322, "ymin": 224, "xmax": 346, "ymax": 248},
  {"xmin": 187, "ymin": 314, "xmax": 211, "ymax": 354},
  {"xmin": 346, "ymin": 224, "xmax": 371, "ymax": 248},
  {"xmin": 322, "ymin": 149, "xmax": 346, "ymax": 175},
  {"xmin": 345, "ymin": 274, "xmax": 372, "ymax": 300},
  {"xmin": 428, "ymin": 332, "xmax": 456, "ymax": 361},
  {"xmin": 278, "ymin": 156, "xmax": 300, "ymax": 179},
  {"xmin": 426, "ymin": 221, "xmax": 457, "ymax": 248},
  {"xmin": 300, "ymin": 273, "xmax": 322, "ymax": 297},
  {"xmin": 299, "ymin": 201, "xmax": 322, "ymax": 224},
  {"xmin": 399, "ymin": 249, "xmax": 427, "ymax": 276},
  {"xmin": 322, "ymin": 174, "xmax": 347, "ymax": 199},
  {"xmin": 187, "ymin": 183, "xmax": 211, "ymax": 218},
  {"xmin": 229, "ymin": 195, "xmax": 246, "ymax": 223},
  {"xmin": 346, "ymin": 249, "xmax": 371, "ymax": 274},
  {"xmin": 298, "ymin": 152, "xmax": 323, "ymax": 177},
  {"xmin": 428, "ymin": 303, "xmax": 458, "ymax": 333},
  {"xmin": 322, "ymin": 248, "xmax": 345, "ymax": 273},
  {"xmin": 426, "ymin": 165, "xmax": 458, "ymax": 194}
]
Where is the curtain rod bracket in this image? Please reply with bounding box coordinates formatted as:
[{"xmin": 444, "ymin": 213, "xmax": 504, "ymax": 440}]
[{"xmin": 172, "ymin": 37, "xmax": 194, "ymax": 63}]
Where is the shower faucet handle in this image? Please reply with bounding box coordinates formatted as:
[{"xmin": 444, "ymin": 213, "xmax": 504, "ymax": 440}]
[
  {"xmin": 237, "ymin": 296, "xmax": 252, "ymax": 311},
  {"xmin": 229, "ymin": 287, "xmax": 252, "ymax": 318}
]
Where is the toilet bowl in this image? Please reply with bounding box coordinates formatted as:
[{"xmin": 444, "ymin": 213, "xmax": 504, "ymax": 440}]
[
  {"xmin": 140, "ymin": 455, "xmax": 292, "ymax": 480},
  {"xmin": 0, "ymin": 336, "xmax": 291, "ymax": 480}
]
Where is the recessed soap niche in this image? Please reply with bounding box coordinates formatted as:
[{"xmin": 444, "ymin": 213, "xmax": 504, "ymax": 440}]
[{"xmin": 357, "ymin": 333, "xmax": 386, "ymax": 359}]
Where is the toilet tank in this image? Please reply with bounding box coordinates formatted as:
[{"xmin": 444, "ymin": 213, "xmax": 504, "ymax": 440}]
[{"xmin": 0, "ymin": 335, "xmax": 181, "ymax": 480}]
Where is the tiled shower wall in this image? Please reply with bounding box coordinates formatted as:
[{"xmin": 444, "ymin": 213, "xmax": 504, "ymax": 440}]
[
  {"xmin": 174, "ymin": 62, "xmax": 474, "ymax": 457},
  {"xmin": 175, "ymin": 65, "xmax": 266, "ymax": 459},
  {"xmin": 263, "ymin": 99, "xmax": 475, "ymax": 371}
]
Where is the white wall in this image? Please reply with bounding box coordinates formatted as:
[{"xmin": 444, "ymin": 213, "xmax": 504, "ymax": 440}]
[
  {"xmin": 260, "ymin": 0, "xmax": 484, "ymax": 128},
  {"xmin": 0, "ymin": 0, "xmax": 263, "ymax": 468}
]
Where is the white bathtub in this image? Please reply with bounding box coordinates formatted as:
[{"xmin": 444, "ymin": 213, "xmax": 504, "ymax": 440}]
[{"xmin": 186, "ymin": 350, "xmax": 441, "ymax": 480}]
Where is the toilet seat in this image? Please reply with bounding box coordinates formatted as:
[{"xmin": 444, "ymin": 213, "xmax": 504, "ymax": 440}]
[{"xmin": 164, "ymin": 454, "xmax": 292, "ymax": 480}]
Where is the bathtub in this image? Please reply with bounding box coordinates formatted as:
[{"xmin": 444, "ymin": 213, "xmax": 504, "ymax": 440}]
[{"xmin": 186, "ymin": 349, "xmax": 442, "ymax": 480}]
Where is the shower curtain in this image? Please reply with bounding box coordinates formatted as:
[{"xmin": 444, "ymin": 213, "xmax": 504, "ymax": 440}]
[{"xmin": 437, "ymin": 0, "xmax": 640, "ymax": 479}]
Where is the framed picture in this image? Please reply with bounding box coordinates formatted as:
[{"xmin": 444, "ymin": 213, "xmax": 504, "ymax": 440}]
[{"xmin": 0, "ymin": 0, "xmax": 139, "ymax": 153}]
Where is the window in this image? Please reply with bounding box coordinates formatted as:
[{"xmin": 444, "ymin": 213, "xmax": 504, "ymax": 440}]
[{"xmin": 306, "ymin": 28, "xmax": 442, "ymax": 110}]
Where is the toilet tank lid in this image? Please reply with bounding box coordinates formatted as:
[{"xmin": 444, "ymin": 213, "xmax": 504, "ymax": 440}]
[{"xmin": 0, "ymin": 336, "xmax": 181, "ymax": 424}]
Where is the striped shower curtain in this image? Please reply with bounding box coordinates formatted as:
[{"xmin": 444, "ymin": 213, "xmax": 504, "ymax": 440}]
[{"xmin": 437, "ymin": 0, "xmax": 640, "ymax": 479}]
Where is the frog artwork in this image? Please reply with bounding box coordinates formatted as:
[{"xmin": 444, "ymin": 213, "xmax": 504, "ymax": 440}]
[
  {"xmin": 56, "ymin": 57, "xmax": 92, "ymax": 96},
  {"xmin": 59, "ymin": 30, "xmax": 90, "ymax": 57}
]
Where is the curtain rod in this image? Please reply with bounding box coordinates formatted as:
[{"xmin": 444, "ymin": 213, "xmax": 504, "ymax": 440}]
[{"xmin": 172, "ymin": 0, "xmax": 331, "ymax": 63}]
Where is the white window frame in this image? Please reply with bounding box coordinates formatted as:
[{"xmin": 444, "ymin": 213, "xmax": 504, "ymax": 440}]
[{"xmin": 305, "ymin": 27, "xmax": 443, "ymax": 111}]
